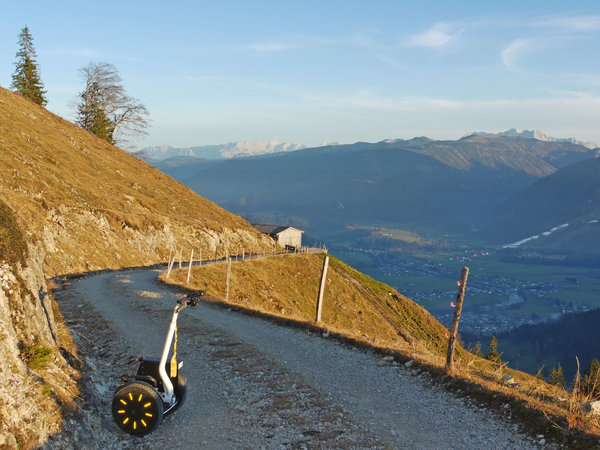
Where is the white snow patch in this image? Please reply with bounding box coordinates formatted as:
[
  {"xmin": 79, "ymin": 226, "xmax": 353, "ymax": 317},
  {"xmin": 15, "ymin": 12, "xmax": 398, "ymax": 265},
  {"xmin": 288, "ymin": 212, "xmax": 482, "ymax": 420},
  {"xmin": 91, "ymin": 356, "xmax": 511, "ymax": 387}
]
[{"xmin": 503, "ymin": 223, "xmax": 569, "ymax": 249}]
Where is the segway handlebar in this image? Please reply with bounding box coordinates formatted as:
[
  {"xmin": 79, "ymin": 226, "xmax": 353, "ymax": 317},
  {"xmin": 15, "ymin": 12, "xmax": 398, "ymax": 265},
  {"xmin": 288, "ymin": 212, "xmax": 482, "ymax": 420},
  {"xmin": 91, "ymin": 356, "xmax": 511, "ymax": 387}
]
[{"xmin": 174, "ymin": 292, "xmax": 204, "ymax": 313}]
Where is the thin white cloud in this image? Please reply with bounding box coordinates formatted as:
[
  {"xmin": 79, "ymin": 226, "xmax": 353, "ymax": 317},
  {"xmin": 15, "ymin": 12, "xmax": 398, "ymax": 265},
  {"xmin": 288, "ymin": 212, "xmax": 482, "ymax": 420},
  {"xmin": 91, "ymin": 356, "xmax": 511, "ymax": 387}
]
[
  {"xmin": 409, "ymin": 23, "xmax": 464, "ymax": 48},
  {"xmin": 374, "ymin": 54, "xmax": 414, "ymax": 73},
  {"xmin": 352, "ymin": 32, "xmax": 374, "ymax": 48},
  {"xmin": 569, "ymin": 73, "xmax": 600, "ymax": 87},
  {"xmin": 351, "ymin": 28, "xmax": 381, "ymax": 48},
  {"xmin": 540, "ymin": 88, "xmax": 594, "ymax": 98},
  {"xmin": 535, "ymin": 14, "xmax": 600, "ymax": 31},
  {"xmin": 470, "ymin": 95, "xmax": 600, "ymax": 109},
  {"xmin": 300, "ymin": 90, "xmax": 465, "ymax": 111},
  {"xmin": 348, "ymin": 94, "xmax": 463, "ymax": 111},
  {"xmin": 300, "ymin": 89, "xmax": 600, "ymax": 116},
  {"xmin": 501, "ymin": 38, "xmax": 531, "ymax": 70},
  {"xmin": 245, "ymin": 42, "xmax": 294, "ymax": 53},
  {"xmin": 43, "ymin": 48, "xmax": 145, "ymax": 63}
]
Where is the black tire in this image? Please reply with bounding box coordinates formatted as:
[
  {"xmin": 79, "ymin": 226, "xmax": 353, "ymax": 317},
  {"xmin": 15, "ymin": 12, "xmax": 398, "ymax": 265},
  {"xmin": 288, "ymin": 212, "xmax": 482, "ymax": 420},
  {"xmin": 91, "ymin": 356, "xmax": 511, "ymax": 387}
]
[
  {"xmin": 112, "ymin": 382, "xmax": 163, "ymax": 436},
  {"xmin": 165, "ymin": 374, "xmax": 187, "ymax": 416}
]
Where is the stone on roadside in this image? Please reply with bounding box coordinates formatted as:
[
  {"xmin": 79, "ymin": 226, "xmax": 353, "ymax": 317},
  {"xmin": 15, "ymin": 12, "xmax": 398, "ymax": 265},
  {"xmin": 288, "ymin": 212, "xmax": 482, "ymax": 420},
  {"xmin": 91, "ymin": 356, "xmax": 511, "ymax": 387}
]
[
  {"xmin": 0, "ymin": 433, "xmax": 18, "ymax": 449},
  {"xmin": 502, "ymin": 374, "xmax": 515, "ymax": 385},
  {"xmin": 579, "ymin": 400, "xmax": 600, "ymax": 416},
  {"xmin": 404, "ymin": 360, "xmax": 414, "ymax": 368}
]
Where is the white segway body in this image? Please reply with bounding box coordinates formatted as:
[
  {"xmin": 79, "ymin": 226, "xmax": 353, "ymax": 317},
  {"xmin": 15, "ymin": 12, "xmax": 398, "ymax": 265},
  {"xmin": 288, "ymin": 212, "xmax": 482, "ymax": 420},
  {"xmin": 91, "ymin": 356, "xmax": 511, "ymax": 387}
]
[{"xmin": 111, "ymin": 292, "xmax": 202, "ymax": 436}]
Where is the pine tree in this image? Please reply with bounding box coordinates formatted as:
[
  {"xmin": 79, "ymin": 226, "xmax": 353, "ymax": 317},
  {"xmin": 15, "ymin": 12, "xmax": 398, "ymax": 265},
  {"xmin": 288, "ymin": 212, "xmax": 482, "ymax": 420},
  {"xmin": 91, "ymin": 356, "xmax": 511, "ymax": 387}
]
[
  {"xmin": 76, "ymin": 81, "xmax": 115, "ymax": 144},
  {"xmin": 472, "ymin": 341, "xmax": 483, "ymax": 358},
  {"xmin": 11, "ymin": 26, "xmax": 47, "ymax": 106},
  {"xmin": 581, "ymin": 358, "xmax": 600, "ymax": 397},
  {"xmin": 486, "ymin": 336, "xmax": 502, "ymax": 364},
  {"xmin": 535, "ymin": 366, "xmax": 545, "ymax": 382},
  {"xmin": 549, "ymin": 363, "xmax": 565, "ymax": 388}
]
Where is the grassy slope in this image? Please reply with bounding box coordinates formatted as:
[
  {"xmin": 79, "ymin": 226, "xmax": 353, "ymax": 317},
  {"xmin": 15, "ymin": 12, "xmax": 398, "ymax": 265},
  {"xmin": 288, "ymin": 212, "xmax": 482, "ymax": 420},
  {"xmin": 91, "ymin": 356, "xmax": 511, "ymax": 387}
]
[
  {"xmin": 0, "ymin": 87, "xmax": 270, "ymax": 275},
  {"xmin": 165, "ymin": 253, "xmax": 450, "ymax": 355},
  {"xmin": 162, "ymin": 253, "xmax": 600, "ymax": 444}
]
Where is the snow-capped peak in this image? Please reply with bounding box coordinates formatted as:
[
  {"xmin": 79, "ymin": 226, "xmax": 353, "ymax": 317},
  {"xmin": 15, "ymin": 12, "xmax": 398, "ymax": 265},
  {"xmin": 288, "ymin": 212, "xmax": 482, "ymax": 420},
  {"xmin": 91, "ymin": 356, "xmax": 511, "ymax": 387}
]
[{"xmin": 464, "ymin": 129, "xmax": 597, "ymax": 149}]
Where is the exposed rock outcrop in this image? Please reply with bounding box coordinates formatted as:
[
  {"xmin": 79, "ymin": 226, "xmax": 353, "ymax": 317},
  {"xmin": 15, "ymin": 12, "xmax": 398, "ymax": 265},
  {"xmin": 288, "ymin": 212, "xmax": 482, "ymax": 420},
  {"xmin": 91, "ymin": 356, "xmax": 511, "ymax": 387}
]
[
  {"xmin": 0, "ymin": 244, "xmax": 78, "ymax": 448},
  {"xmin": 40, "ymin": 203, "xmax": 275, "ymax": 276}
]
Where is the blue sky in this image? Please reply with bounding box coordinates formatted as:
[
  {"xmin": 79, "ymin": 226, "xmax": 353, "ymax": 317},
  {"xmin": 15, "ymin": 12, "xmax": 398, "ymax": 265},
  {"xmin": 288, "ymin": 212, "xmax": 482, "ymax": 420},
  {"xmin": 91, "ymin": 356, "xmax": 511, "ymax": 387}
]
[{"xmin": 2, "ymin": 1, "xmax": 600, "ymax": 148}]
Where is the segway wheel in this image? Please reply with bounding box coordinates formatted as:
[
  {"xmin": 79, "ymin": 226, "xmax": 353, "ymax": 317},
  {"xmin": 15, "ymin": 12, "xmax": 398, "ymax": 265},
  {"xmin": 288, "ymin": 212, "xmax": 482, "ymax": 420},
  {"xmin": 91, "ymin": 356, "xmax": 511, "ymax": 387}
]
[{"xmin": 112, "ymin": 382, "xmax": 163, "ymax": 436}]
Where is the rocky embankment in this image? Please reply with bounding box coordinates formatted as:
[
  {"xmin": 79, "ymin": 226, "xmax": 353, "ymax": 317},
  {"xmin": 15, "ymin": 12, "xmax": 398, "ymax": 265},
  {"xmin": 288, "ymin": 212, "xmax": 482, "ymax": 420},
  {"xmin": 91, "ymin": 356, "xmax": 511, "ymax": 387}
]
[
  {"xmin": 0, "ymin": 244, "xmax": 78, "ymax": 448},
  {"xmin": 39, "ymin": 203, "xmax": 274, "ymax": 275},
  {"xmin": 0, "ymin": 223, "xmax": 273, "ymax": 449},
  {"xmin": 0, "ymin": 186, "xmax": 274, "ymax": 448}
]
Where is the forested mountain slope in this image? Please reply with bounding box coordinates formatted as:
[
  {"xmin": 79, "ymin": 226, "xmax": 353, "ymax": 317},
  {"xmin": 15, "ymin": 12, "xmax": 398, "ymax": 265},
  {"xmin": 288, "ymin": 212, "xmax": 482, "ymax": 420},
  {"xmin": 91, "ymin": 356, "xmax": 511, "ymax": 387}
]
[
  {"xmin": 485, "ymin": 154, "xmax": 600, "ymax": 251},
  {"xmin": 158, "ymin": 136, "xmax": 594, "ymax": 242}
]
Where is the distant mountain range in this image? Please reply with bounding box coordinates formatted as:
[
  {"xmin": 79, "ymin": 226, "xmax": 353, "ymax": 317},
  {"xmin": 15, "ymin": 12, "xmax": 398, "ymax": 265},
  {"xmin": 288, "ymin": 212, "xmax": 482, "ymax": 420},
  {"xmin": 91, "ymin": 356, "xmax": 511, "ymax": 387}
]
[
  {"xmin": 149, "ymin": 135, "xmax": 598, "ymax": 252},
  {"xmin": 136, "ymin": 140, "xmax": 305, "ymax": 160},
  {"xmin": 138, "ymin": 129, "xmax": 597, "ymax": 162},
  {"xmin": 465, "ymin": 128, "xmax": 598, "ymax": 149}
]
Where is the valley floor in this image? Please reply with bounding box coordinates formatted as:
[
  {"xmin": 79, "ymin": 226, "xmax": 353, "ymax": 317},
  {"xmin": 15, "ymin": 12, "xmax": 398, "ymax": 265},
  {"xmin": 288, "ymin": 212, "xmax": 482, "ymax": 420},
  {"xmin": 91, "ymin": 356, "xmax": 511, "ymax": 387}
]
[{"xmin": 337, "ymin": 247, "xmax": 600, "ymax": 335}]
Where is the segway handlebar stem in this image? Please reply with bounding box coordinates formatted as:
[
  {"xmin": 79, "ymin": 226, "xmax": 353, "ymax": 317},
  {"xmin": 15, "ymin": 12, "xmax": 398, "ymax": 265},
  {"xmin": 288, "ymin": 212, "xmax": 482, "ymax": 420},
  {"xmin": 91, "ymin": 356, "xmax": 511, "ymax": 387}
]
[
  {"xmin": 158, "ymin": 293, "xmax": 204, "ymax": 404},
  {"xmin": 158, "ymin": 305, "xmax": 179, "ymax": 403}
]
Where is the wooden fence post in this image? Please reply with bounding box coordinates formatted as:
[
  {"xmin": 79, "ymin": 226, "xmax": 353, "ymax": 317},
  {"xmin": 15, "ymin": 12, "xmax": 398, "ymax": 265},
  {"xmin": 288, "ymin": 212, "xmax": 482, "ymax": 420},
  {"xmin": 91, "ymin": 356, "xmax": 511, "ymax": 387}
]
[
  {"xmin": 199, "ymin": 250, "xmax": 202, "ymax": 267},
  {"xmin": 242, "ymin": 248, "xmax": 245, "ymax": 261},
  {"xmin": 186, "ymin": 249, "xmax": 194, "ymax": 284},
  {"xmin": 225, "ymin": 256, "xmax": 232, "ymax": 302},
  {"xmin": 178, "ymin": 248, "xmax": 182, "ymax": 270},
  {"xmin": 315, "ymin": 256, "xmax": 329, "ymax": 323},
  {"xmin": 166, "ymin": 254, "xmax": 176, "ymax": 278},
  {"xmin": 446, "ymin": 267, "xmax": 470, "ymax": 373}
]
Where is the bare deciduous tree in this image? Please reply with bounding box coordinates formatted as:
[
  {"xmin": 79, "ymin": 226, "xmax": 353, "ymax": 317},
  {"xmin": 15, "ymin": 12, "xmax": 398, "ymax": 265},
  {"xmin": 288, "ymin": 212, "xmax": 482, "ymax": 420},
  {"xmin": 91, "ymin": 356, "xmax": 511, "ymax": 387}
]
[{"xmin": 76, "ymin": 62, "xmax": 150, "ymax": 148}]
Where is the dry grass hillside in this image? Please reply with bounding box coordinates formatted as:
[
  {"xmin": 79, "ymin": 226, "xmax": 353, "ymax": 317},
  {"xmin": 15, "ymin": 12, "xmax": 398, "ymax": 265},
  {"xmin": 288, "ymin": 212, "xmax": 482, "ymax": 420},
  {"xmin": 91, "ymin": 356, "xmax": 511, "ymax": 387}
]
[
  {"xmin": 0, "ymin": 86, "xmax": 273, "ymax": 447},
  {"xmin": 0, "ymin": 87, "xmax": 273, "ymax": 276},
  {"xmin": 163, "ymin": 253, "xmax": 600, "ymax": 446},
  {"xmin": 165, "ymin": 253, "xmax": 450, "ymax": 355}
]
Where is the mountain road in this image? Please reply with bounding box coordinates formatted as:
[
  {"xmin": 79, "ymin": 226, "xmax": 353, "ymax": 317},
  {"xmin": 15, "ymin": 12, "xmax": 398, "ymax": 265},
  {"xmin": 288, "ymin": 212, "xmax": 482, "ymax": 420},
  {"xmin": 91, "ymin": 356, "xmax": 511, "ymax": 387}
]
[{"xmin": 49, "ymin": 266, "xmax": 545, "ymax": 449}]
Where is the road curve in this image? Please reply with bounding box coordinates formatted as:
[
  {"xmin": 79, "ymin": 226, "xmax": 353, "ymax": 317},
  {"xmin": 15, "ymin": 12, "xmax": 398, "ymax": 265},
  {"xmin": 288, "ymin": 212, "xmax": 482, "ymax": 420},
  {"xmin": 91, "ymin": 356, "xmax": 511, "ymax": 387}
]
[{"xmin": 50, "ymin": 267, "xmax": 544, "ymax": 449}]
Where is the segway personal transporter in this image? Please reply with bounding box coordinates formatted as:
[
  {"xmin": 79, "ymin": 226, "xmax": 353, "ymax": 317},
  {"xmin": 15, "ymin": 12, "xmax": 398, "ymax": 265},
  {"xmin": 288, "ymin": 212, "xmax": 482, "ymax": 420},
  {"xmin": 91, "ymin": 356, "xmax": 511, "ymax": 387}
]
[{"xmin": 111, "ymin": 292, "xmax": 202, "ymax": 436}]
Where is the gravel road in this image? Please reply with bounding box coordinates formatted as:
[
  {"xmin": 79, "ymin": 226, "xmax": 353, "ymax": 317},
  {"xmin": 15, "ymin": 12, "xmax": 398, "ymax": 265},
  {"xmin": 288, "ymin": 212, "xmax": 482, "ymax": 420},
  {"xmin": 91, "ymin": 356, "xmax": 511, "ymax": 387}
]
[{"xmin": 48, "ymin": 267, "xmax": 548, "ymax": 449}]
